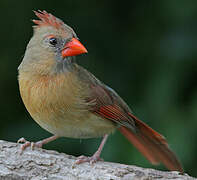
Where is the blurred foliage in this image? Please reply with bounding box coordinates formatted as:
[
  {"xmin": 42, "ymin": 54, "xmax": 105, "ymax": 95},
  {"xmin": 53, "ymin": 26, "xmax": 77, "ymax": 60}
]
[{"xmin": 0, "ymin": 0, "xmax": 196, "ymax": 177}]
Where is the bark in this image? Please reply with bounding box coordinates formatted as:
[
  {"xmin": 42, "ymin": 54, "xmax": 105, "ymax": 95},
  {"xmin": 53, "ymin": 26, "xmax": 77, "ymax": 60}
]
[{"xmin": 0, "ymin": 140, "xmax": 195, "ymax": 180}]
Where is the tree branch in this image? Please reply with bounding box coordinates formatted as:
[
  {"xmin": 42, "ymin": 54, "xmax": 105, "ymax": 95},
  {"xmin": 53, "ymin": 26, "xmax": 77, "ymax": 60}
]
[{"xmin": 0, "ymin": 140, "xmax": 195, "ymax": 180}]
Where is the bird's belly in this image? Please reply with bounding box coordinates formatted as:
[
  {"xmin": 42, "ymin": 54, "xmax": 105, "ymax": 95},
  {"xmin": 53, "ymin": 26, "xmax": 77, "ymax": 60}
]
[{"xmin": 33, "ymin": 111, "xmax": 116, "ymax": 138}]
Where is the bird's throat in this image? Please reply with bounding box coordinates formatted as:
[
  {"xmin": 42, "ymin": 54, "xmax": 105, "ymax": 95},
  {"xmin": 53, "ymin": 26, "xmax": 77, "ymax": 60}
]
[{"xmin": 54, "ymin": 56, "xmax": 77, "ymax": 74}]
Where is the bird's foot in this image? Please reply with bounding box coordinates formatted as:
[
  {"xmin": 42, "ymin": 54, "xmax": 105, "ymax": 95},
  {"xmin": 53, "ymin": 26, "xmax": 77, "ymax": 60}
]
[
  {"xmin": 17, "ymin": 135, "xmax": 58, "ymax": 154},
  {"xmin": 17, "ymin": 137, "xmax": 43, "ymax": 153},
  {"xmin": 74, "ymin": 135, "xmax": 108, "ymax": 165},
  {"xmin": 75, "ymin": 153, "xmax": 103, "ymax": 165}
]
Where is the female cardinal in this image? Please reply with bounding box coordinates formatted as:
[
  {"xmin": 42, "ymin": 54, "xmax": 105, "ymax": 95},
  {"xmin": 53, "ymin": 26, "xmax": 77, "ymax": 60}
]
[{"xmin": 18, "ymin": 10, "xmax": 183, "ymax": 172}]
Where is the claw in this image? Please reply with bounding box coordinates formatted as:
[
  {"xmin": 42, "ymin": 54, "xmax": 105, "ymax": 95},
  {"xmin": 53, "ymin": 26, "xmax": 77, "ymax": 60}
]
[
  {"xmin": 31, "ymin": 141, "xmax": 43, "ymax": 150},
  {"xmin": 17, "ymin": 137, "xmax": 43, "ymax": 153},
  {"xmin": 75, "ymin": 154, "xmax": 103, "ymax": 165},
  {"xmin": 17, "ymin": 137, "xmax": 27, "ymax": 144}
]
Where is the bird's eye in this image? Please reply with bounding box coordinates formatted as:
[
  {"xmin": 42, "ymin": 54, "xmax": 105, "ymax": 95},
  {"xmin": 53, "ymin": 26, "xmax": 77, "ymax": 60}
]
[{"xmin": 49, "ymin": 37, "xmax": 57, "ymax": 46}]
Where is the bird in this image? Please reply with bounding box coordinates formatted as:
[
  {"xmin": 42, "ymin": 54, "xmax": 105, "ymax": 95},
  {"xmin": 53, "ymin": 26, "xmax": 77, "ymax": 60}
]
[{"xmin": 17, "ymin": 10, "xmax": 183, "ymax": 172}]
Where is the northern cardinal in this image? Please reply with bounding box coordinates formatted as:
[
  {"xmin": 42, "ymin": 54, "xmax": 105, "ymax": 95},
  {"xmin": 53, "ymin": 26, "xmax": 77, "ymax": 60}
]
[{"xmin": 18, "ymin": 10, "xmax": 183, "ymax": 172}]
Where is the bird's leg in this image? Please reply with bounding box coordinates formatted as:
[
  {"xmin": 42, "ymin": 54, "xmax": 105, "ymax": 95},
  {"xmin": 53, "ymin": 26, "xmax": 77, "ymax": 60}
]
[
  {"xmin": 17, "ymin": 135, "xmax": 59, "ymax": 152},
  {"xmin": 75, "ymin": 134, "xmax": 108, "ymax": 164}
]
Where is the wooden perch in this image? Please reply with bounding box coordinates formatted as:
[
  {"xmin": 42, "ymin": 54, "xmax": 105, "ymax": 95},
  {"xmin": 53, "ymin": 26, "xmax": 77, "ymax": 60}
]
[{"xmin": 0, "ymin": 140, "xmax": 195, "ymax": 180}]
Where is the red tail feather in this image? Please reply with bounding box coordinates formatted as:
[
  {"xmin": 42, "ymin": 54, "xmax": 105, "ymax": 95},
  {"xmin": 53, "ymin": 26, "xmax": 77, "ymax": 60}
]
[{"xmin": 119, "ymin": 113, "xmax": 183, "ymax": 172}]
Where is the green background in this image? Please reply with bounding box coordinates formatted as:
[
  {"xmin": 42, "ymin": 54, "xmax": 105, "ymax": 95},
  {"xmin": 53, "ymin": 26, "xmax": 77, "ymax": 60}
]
[{"xmin": 0, "ymin": 0, "xmax": 196, "ymax": 177}]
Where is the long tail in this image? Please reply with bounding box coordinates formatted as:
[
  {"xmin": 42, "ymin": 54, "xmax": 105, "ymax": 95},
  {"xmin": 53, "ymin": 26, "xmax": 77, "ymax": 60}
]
[{"xmin": 119, "ymin": 113, "xmax": 183, "ymax": 172}]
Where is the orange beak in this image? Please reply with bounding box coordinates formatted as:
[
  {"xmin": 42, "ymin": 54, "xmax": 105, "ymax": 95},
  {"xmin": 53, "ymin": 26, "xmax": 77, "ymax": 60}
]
[{"xmin": 61, "ymin": 38, "xmax": 88, "ymax": 58}]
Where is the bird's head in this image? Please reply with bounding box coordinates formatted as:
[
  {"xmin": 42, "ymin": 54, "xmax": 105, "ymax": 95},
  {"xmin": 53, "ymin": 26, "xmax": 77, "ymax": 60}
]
[{"xmin": 19, "ymin": 10, "xmax": 87, "ymax": 75}]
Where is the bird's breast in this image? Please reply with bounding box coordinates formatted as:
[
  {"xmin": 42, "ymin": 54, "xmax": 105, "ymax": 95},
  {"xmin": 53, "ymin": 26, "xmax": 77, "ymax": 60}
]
[{"xmin": 18, "ymin": 71, "xmax": 115, "ymax": 138}]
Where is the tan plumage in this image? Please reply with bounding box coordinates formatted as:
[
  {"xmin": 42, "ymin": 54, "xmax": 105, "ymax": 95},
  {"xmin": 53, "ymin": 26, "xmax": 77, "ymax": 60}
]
[
  {"xmin": 18, "ymin": 10, "xmax": 183, "ymax": 172},
  {"xmin": 19, "ymin": 67, "xmax": 115, "ymax": 138}
]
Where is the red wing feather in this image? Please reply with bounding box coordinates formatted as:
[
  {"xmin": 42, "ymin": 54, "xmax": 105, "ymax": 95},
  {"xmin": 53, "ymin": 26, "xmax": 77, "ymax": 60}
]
[{"xmin": 94, "ymin": 105, "xmax": 128, "ymax": 121}]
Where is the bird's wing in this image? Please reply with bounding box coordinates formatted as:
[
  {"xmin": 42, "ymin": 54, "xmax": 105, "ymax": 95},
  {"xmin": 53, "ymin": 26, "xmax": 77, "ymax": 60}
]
[
  {"xmin": 74, "ymin": 64, "xmax": 135, "ymax": 129},
  {"xmin": 87, "ymin": 82, "xmax": 136, "ymax": 130}
]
